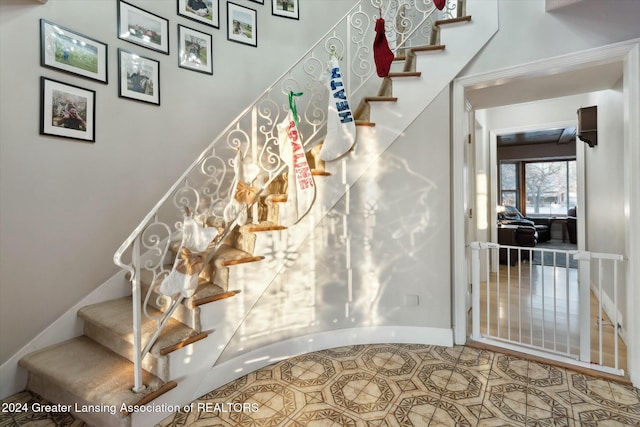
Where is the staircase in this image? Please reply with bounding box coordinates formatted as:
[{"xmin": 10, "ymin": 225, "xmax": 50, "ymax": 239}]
[{"xmin": 15, "ymin": 1, "xmax": 498, "ymax": 425}]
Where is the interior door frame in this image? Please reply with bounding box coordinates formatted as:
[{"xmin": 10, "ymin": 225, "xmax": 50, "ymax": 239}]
[{"xmin": 451, "ymin": 39, "xmax": 640, "ymax": 388}]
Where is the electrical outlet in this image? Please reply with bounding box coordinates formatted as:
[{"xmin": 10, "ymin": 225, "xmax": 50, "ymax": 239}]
[{"xmin": 405, "ymin": 294, "xmax": 419, "ymax": 307}]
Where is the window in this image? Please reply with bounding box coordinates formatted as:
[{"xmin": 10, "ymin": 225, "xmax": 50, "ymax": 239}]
[
  {"xmin": 500, "ymin": 162, "xmax": 518, "ymax": 208},
  {"xmin": 525, "ymin": 160, "xmax": 576, "ymax": 215}
]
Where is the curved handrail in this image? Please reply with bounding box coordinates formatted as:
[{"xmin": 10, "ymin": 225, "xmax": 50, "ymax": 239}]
[{"xmin": 113, "ymin": 1, "xmax": 368, "ymax": 272}]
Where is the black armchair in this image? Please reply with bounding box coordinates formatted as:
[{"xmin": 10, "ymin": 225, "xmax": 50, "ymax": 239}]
[{"xmin": 498, "ymin": 206, "xmax": 551, "ymax": 243}]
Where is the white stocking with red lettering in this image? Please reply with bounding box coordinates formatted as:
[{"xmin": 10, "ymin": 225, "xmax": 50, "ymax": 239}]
[
  {"xmin": 277, "ymin": 92, "xmax": 316, "ymax": 226},
  {"xmin": 320, "ymin": 55, "xmax": 356, "ymax": 161}
]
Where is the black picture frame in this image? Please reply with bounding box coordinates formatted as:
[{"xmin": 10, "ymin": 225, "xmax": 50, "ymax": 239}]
[
  {"xmin": 40, "ymin": 77, "xmax": 96, "ymax": 143},
  {"xmin": 178, "ymin": 25, "xmax": 213, "ymax": 75},
  {"xmin": 248, "ymin": 0, "xmax": 264, "ymax": 4},
  {"xmin": 40, "ymin": 19, "xmax": 108, "ymax": 84},
  {"xmin": 177, "ymin": 0, "xmax": 220, "ymax": 29},
  {"xmin": 272, "ymin": 0, "xmax": 298, "ymax": 20},
  {"xmin": 118, "ymin": 49, "xmax": 161, "ymax": 105},
  {"xmin": 227, "ymin": 2, "xmax": 257, "ymax": 47},
  {"xmin": 117, "ymin": 0, "xmax": 170, "ymax": 54}
]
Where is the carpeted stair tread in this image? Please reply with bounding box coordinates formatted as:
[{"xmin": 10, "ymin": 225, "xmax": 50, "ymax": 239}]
[
  {"xmin": 139, "ymin": 267, "xmax": 225, "ymax": 307},
  {"xmin": 78, "ymin": 297, "xmax": 198, "ymax": 356},
  {"xmin": 19, "ymin": 336, "xmax": 166, "ymax": 408}
]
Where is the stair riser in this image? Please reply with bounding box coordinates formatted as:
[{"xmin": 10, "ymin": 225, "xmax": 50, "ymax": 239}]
[
  {"xmin": 26, "ymin": 373, "xmax": 130, "ymax": 427},
  {"xmin": 140, "ymin": 281, "xmax": 202, "ymax": 332},
  {"xmin": 84, "ymin": 321, "xmax": 170, "ymax": 381},
  {"xmin": 166, "ymin": 335, "xmax": 213, "ymax": 379}
]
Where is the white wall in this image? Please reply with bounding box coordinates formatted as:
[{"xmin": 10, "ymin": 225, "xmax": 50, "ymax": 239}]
[
  {"xmin": 0, "ymin": 0, "xmax": 357, "ymax": 365},
  {"xmin": 217, "ymin": 87, "xmax": 453, "ymax": 360},
  {"xmin": 584, "ymin": 83, "xmax": 625, "ymax": 256},
  {"xmin": 462, "ymin": 0, "xmax": 640, "ymax": 76},
  {"xmin": 584, "ymin": 82, "xmax": 626, "ymax": 321}
]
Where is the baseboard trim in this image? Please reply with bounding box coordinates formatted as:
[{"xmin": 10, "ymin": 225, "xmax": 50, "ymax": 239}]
[
  {"xmin": 193, "ymin": 325, "xmax": 453, "ymax": 397},
  {"xmin": 131, "ymin": 325, "xmax": 454, "ymax": 427}
]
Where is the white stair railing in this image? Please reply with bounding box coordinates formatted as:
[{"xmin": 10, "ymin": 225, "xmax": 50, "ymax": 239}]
[{"xmin": 113, "ymin": 0, "xmax": 448, "ymax": 393}]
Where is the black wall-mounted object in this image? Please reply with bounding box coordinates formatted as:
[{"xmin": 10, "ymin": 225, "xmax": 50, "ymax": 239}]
[{"xmin": 577, "ymin": 105, "xmax": 597, "ymax": 147}]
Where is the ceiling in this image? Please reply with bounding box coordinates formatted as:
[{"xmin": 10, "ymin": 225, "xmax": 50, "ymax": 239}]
[
  {"xmin": 497, "ymin": 126, "xmax": 577, "ymax": 147},
  {"xmin": 466, "ymin": 45, "xmax": 624, "ymax": 146},
  {"xmin": 465, "ymin": 60, "xmax": 624, "ymax": 110}
]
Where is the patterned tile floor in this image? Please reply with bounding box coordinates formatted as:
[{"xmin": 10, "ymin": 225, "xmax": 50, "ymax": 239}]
[{"xmin": 2, "ymin": 344, "xmax": 639, "ymax": 426}]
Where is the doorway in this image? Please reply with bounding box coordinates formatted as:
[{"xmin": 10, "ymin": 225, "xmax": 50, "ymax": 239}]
[{"xmin": 451, "ymin": 39, "xmax": 640, "ymax": 388}]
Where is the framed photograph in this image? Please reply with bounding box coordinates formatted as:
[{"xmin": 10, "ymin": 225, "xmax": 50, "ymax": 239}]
[
  {"xmin": 40, "ymin": 20, "xmax": 108, "ymax": 84},
  {"xmin": 118, "ymin": 49, "xmax": 160, "ymax": 105},
  {"xmin": 227, "ymin": 2, "xmax": 257, "ymax": 47},
  {"xmin": 178, "ymin": 0, "xmax": 219, "ymax": 28},
  {"xmin": 178, "ymin": 25, "xmax": 213, "ymax": 74},
  {"xmin": 272, "ymin": 0, "xmax": 298, "ymax": 20},
  {"xmin": 118, "ymin": 0, "xmax": 169, "ymax": 54},
  {"xmin": 40, "ymin": 77, "xmax": 95, "ymax": 143}
]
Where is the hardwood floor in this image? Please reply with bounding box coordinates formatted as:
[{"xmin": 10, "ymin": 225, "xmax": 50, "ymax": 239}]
[{"xmin": 469, "ymin": 260, "xmax": 628, "ymax": 377}]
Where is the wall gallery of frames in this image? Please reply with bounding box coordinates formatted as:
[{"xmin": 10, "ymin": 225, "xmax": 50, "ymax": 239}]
[{"xmin": 38, "ymin": 0, "xmax": 300, "ymax": 143}]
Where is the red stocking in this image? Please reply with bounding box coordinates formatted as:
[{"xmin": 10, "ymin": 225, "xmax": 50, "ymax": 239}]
[
  {"xmin": 373, "ymin": 18, "xmax": 394, "ymax": 77},
  {"xmin": 434, "ymin": 0, "xmax": 446, "ymax": 10}
]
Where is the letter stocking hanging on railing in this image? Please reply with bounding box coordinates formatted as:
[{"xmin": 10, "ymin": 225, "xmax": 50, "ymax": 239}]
[
  {"xmin": 277, "ymin": 91, "xmax": 316, "ymax": 226},
  {"xmin": 319, "ymin": 55, "xmax": 356, "ymax": 161},
  {"xmin": 373, "ymin": 5, "xmax": 394, "ymax": 77}
]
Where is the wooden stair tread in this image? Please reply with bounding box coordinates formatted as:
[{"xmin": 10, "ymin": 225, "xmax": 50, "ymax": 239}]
[
  {"xmin": 388, "ymin": 71, "xmax": 422, "ymax": 78},
  {"xmin": 159, "ymin": 332, "xmax": 208, "ymax": 356},
  {"xmin": 244, "ymin": 223, "xmax": 287, "ymax": 233},
  {"xmin": 215, "ymin": 244, "xmax": 264, "ymax": 266},
  {"xmin": 435, "ymin": 15, "xmax": 472, "ymax": 26},
  {"xmin": 19, "ymin": 336, "xmax": 167, "ymax": 409},
  {"xmin": 355, "ymin": 120, "xmax": 376, "ymax": 127},
  {"xmin": 124, "ymin": 380, "xmax": 178, "ymax": 414},
  {"xmin": 78, "ymin": 297, "xmax": 199, "ymax": 356},
  {"xmin": 192, "ymin": 290, "xmax": 241, "ymax": 308},
  {"xmin": 409, "ymin": 44, "xmax": 446, "ymax": 53},
  {"xmin": 266, "ymin": 194, "xmax": 288, "ymax": 203},
  {"xmin": 312, "ymin": 170, "xmax": 331, "ymax": 176},
  {"xmin": 364, "ymin": 96, "xmax": 398, "ymax": 103}
]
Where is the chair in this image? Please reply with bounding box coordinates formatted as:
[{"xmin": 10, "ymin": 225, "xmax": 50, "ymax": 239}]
[
  {"xmin": 566, "ymin": 207, "xmax": 577, "ymax": 244},
  {"xmin": 498, "ymin": 205, "xmax": 550, "ymax": 243}
]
